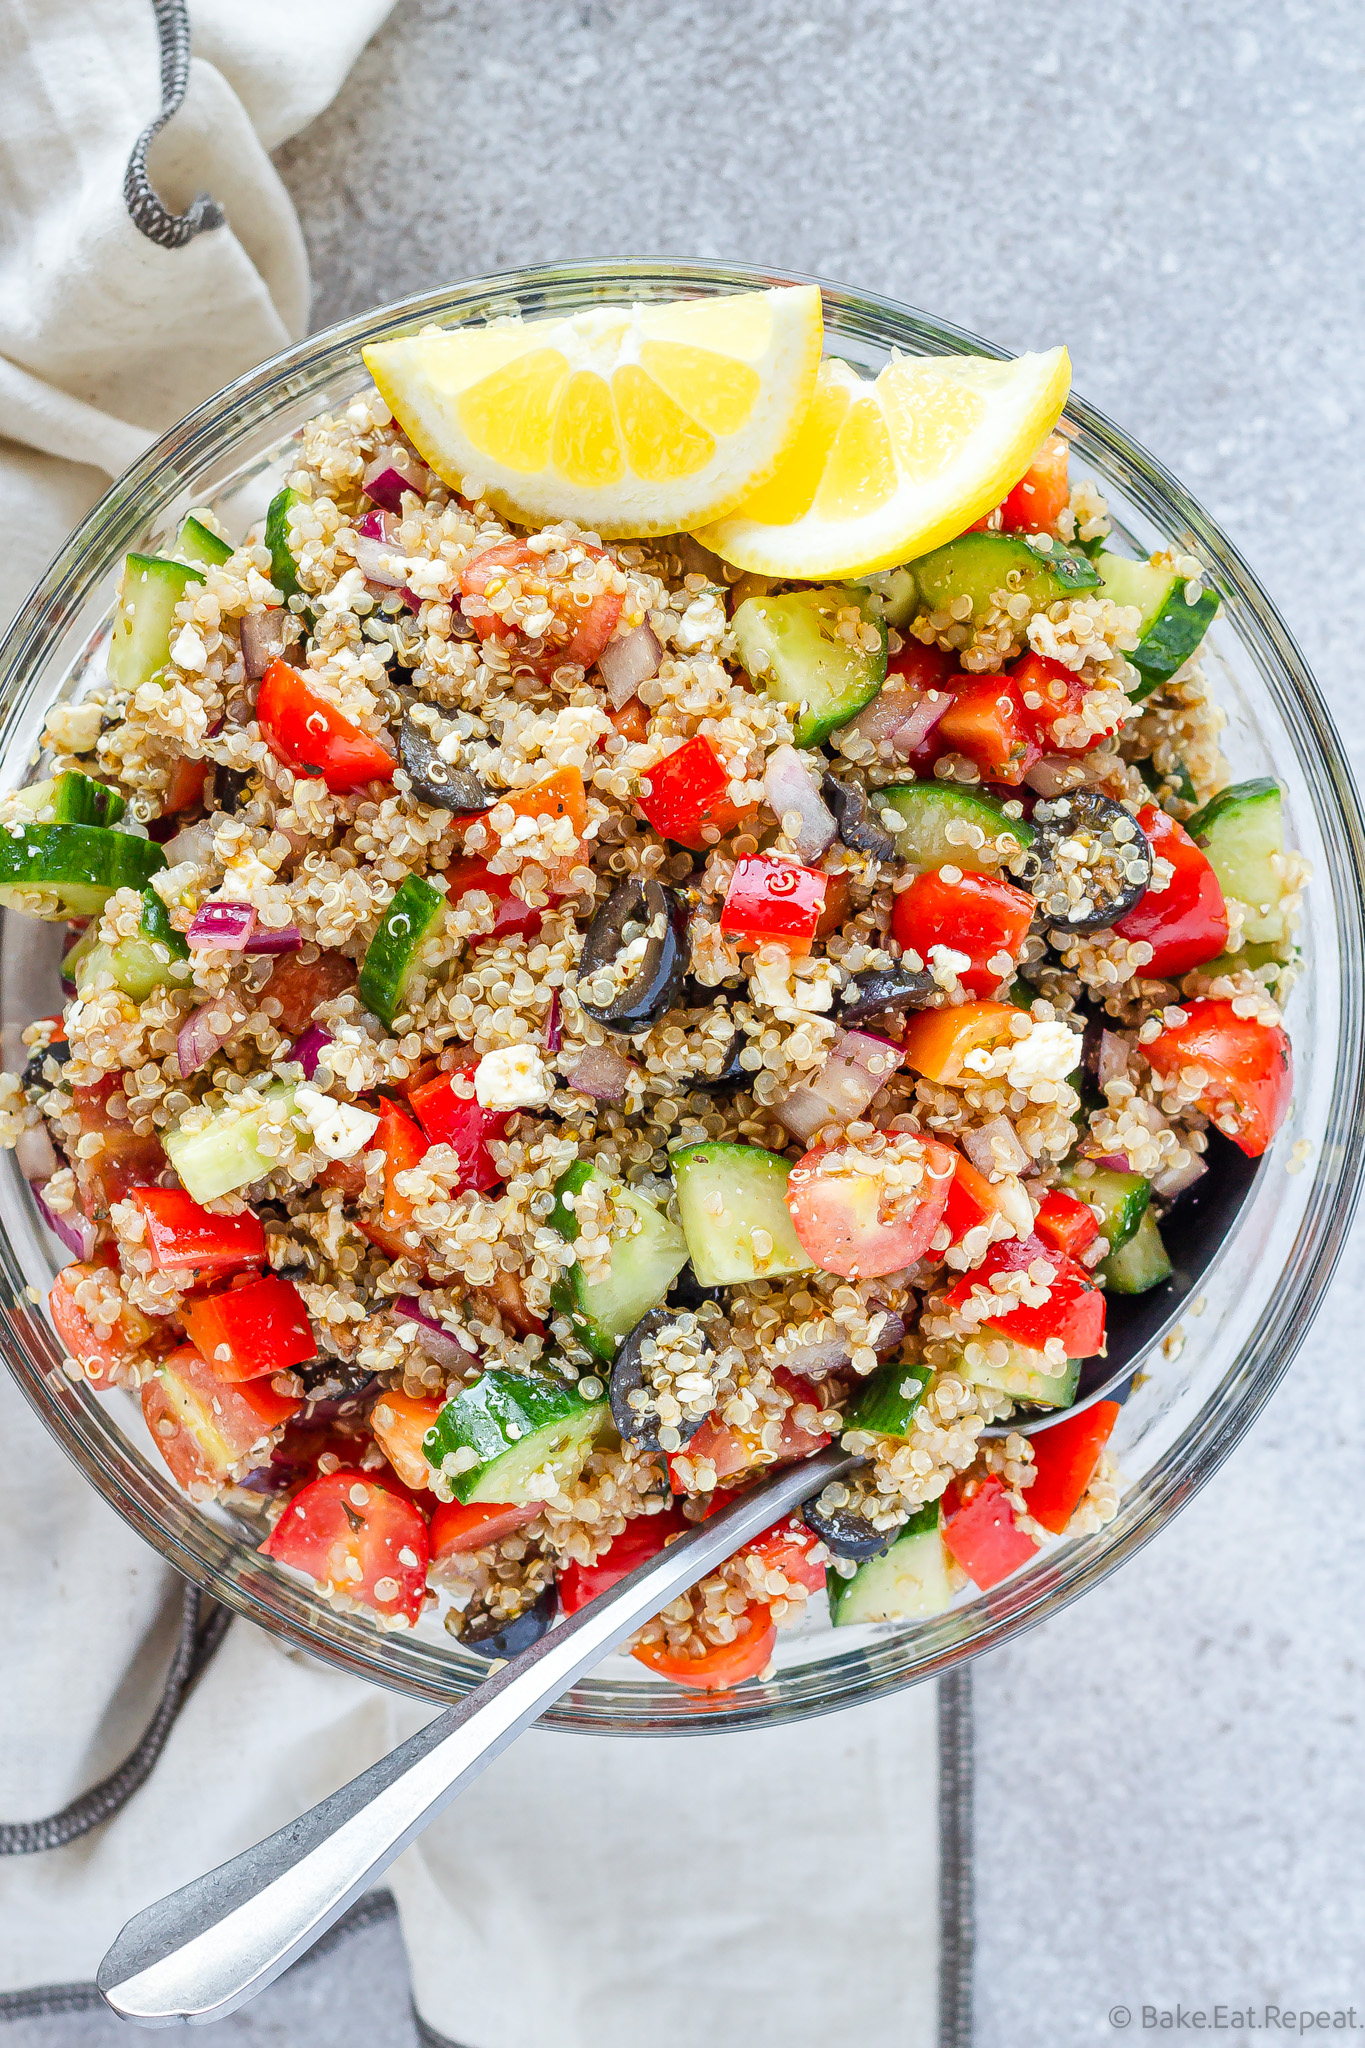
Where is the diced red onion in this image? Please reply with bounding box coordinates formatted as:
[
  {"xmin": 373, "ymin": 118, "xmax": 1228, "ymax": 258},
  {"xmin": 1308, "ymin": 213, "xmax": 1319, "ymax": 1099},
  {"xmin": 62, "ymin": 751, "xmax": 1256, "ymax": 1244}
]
[
  {"xmin": 597, "ymin": 622, "xmax": 662, "ymax": 708},
  {"xmin": 245, "ymin": 925, "xmax": 303, "ymax": 956},
  {"xmin": 188, "ymin": 900, "xmax": 256, "ymax": 949},
  {"xmin": 545, "ymin": 990, "xmax": 562, "ymax": 1055},
  {"xmin": 32, "ymin": 1182, "xmax": 96, "ymax": 1261},
  {"xmin": 350, "ymin": 532, "xmax": 408, "ymax": 588},
  {"xmin": 1097, "ymin": 1029, "xmax": 1130, "ymax": 1089},
  {"xmin": 356, "ymin": 510, "xmax": 395, "ymax": 543},
  {"xmin": 394, "ymin": 1296, "xmax": 476, "ymax": 1370},
  {"xmin": 163, "ymin": 817, "xmax": 219, "ymax": 866},
  {"xmin": 1152, "ymin": 1153, "xmax": 1209, "ymax": 1199},
  {"xmin": 846, "ymin": 681, "xmax": 949, "ymax": 760},
  {"xmin": 1025, "ymin": 754, "xmax": 1090, "ymax": 798},
  {"xmin": 567, "ymin": 1043, "xmax": 637, "ymax": 1101},
  {"xmin": 763, "ymin": 745, "xmax": 836, "ymax": 862},
  {"xmin": 890, "ymin": 689, "xmax": 951, "ymax": 758},
  {"xmin": 288, "ymin": 1026, "xmax": 332, "ymax": 1080},
  {"xmin": 239, "ymin": 608, "xmax": 290, "ymax": 682},
  {"xmin": 775, "ymin": 1029, "xmax": 906, "ymax": 1143},
  {"xmin": 17, "ymin": 1121, "xmax": 59, "ymax": 1182},
  {"xmin": 400, "ymin": 586, "xmax": 423, "ymax": 613},
  {"xmin": 176, "ymin": 994, "xmax": 243, "ymax": 1077},
  {"xmin": 960, "ymin": 1115, "xmax": 1029, "ymax": 1180},
  {"xmin": 362, "ymin": 449, "xmax": 431, "ymax": 512},
  {"xmin": 1092, "ymin": 1152, "xmax": 1133, "ymax": 1174}
]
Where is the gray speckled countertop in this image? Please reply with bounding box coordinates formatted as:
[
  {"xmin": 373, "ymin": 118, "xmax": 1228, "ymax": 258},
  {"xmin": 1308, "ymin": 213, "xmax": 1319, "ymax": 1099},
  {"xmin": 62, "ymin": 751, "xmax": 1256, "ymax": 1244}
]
[{"xmin": 12, "ymin": 3, "xmax": 1363, "ymax": 2041}]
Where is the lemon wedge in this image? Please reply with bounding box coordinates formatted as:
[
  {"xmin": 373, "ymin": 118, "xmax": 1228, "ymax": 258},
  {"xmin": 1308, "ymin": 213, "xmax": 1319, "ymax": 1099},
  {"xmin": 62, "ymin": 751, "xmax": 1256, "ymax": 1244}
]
[
  {"xmin": 695, "ymin": 346, "xmax": 1071, "ymax": 578},
  {"xmin": 363, "ymin": 286, "xmax": 823, "ymax": 539}
]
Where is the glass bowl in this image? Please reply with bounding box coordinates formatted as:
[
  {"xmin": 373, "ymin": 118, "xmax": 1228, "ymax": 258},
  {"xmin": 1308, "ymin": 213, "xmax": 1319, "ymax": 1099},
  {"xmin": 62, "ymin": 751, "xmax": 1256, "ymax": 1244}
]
[{"xmin": 1, "ymin": 261, "xmax": 1361, "ymax": 1734}]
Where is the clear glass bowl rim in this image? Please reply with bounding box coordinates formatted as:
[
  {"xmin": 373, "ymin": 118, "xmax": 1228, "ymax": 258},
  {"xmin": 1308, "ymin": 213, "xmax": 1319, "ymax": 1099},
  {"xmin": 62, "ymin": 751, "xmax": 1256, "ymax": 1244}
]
[{"xmin": 2, "ymin": 257, "xmax": 1363, "ymax": 1735}]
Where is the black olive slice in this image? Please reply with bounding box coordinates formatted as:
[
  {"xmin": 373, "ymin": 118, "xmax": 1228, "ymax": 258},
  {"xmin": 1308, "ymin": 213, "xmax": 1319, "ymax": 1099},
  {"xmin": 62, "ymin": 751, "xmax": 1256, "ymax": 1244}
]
[
  {"xmin": 579, "ymin": 877, "xmax": 689, "ymax": 1034},
  {"xmin": 214, "ymin": 767, "xmax": 252, "ymax": 815},
  {"xmin": 667, "ymin": 1264, "xmax": 724, "ymax": 1313},
  {"xmin": 836, "ymin": 964, "xmax": 937, "ymax": 1025},
  {"xmin": 399, "ymin": 711, "xmax": 492, "ymax": 813},
  {"xmin": 684, "ymin": 1026, "xmax": 748, "ymax": 1091},
  {"xmin": 610, "ymin": 1306, "xmax": 713, "ymax": 1452},
  {"xmin": 821, "ymin": 771, "xmax": 897, "ymax": 861},
  {"xmin": 460, "ymin": 1584, "xmax": 557, "ymax": 1659},
  {"xmin": 802, "ymin": 1497, "xmax": 897, "ymax": 1562},
  {"xmin": 1021, "ymin": 790, "xmax": 1153, "ymax": 933},
  {"xmin": 23, "ymin": 1039, "xmax": 72, "ymax": 1092}
]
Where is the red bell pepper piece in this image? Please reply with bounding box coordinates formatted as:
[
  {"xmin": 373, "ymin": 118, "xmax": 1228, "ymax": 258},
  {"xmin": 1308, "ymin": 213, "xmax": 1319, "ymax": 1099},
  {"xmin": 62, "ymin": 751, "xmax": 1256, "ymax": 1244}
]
[
  {"xmin": 430, "ymin": 1497, "xmax": 542, "ymax": 1562},
  {"xmin": 131, "ymin": 1186, "xmax": 266, "ymax": 1275},
  {"xmin": 637, "ymin": 734, "xmax": 757, "ymax": 851},
  {"xmin": 1143, "ymin": 998, "xmax": 1292, "ymax": 1158},
  {"xmin": 631, "ymin": 1601, "xmax": 777, "ymax": 1691},
  {"xmin": 143, "ymin": 1342, "xmax": 301, "ymax": 1491},
  {"xmin": 1112, "ymin": 805, "xmax": 1228, "ymax": 976},
  {"xmin": 370, "ymin": 1100, "xmax": 429, "ymax": 1242},
  {"xmin": 261, "ymin": 1469, "xmax": 430, "ymax": 1624},
  {"xmin": 1024, "ymin": 1400, "xmax": 1120, "ymax": 1534},
  {"xmin": 1000, "ymin": 435, "xmax": 1070, "ymax": 534},
  {"xmin": 720, "ymin": 854, "xmax": 828, "ymax": 957},
  {"xmin": 467, "ymin": 766, "xmax": 588, "ymax": 849},
  {"xmin": 940, "ymin": 1150, "xmax": 1013, "ymax": 1248},
  {"xmin": 1010, "ymin": 651, "xmax": 1120, "ymax": 753},
  {"xmin": 934, "ymin": 675, "xmax": 1039, "ymax": 785},
  {"xmin": 1033, "ymin": 1187, "xmax": 1100, "ymax": 1259},
  {"xmin": 368, "ymin": 1388, "xmax": 442, "ymax": 1490},
  {"xmin": 408, "ymin": 1061, "xmax": 510, "ymax": 1194},
  {"xmin": 890, "ymin": 867, "xmax": 1035, "ymax": 996},
  {"xmin": 941, "ymin": 1475, "xmax": 1038, "ymax": 1589},
  {"xmin": 183, "ymin": 1274, "xmax": 316, "ymax": 1383},
  {"xmin": 257, "ymin": 659, "xmax": 397, "ymax": 793},
  {"xmin": 557, "ymin": 1505, "xmax": 691, "ymax": 1613},
  {"xmin": 444, "ymin": 856, "xmax": 543, "ymax": 947},
  {"xmin": 946, "ymin": 1234, "xmax": 1105, "ymax": 1357}
]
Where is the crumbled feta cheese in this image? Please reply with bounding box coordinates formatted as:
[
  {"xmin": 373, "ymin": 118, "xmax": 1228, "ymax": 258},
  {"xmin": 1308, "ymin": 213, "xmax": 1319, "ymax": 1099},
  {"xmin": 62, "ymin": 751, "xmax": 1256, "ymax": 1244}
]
[
  {"xmin": 672, "ymin": 590, "xmax": 727, "ymax": 654},
  {"xmin": 216, "ymin": 848, "xmax": 276, "ymax": 900},
  {"xmin": 294, "ymin": 1086, "xmax": 380, "ymax": 1161},
  {"xmin": 43, "ymin": 701, "xmax": 102, "ymax": 754},
  {"xmin": 749, "ymin": 951, "xmax": 838, "ymax": 1019},
  {"xmin": 1005, "ymin": 1020, "xmax": 1083, "ymax": 1090},
  {"xmin": 171, "ymin": 624, "xmax": 207, "ymax": 672},
  {"xmin": 315, "ymin": 566, "xmax": 371, "ymax": 615},
  {"xmin": 474, "ymin": 1045, "xmax": 551, "ymax": 1111}
]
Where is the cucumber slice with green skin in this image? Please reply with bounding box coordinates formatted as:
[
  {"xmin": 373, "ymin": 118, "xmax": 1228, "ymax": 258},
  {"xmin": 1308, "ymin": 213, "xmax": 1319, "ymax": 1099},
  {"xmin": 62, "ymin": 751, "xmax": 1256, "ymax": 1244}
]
[
  {"xmin": 107, "ymin": 555, "xmax": 206, "ymax": 690},
  {"xmin": 1059, "ymin": 1163, "xmax": 1150, "ymax": 1253},
  {"xmin": 176, "ymin": 515, "xmax": 233, "ymax": 569},
  {"xmin": 843, "ymin": 1358, "xmax": 931, "ymax": 1438},
  {"xmin": 164, "ymin": 1084, "xmax": 297, "ymax": 1203},
  {"xmin": 876, "ymin": 782, "xmax": 1035, "ymax": 874},
  {"xmin": 265, "ymin": 486, "xmax": 306, "ymax": 600},
  {"xmin": 9, "ymin": 772, "xmax": 126, "ymax": 830},
  {"xmin": 1102, "ymin": 1207, "xmax": 1172, "ymax": 1294},
  {"xmin": 908, "ymin": 531, "xmax": 1099, "ymax": 628},
  {"xmin": 829, "ymin": 1502, "xmax": 950, "ymax": 1625},
  {"xmin": 423, "ymin": 1366, "xmax": 608, "ymax": 1504},
  {"xmin": 0, "ymin": 825, "xmax": 166, "ymax": 920},
  {"xmin": 959, "ymin": 1341, "xmax": 1080, "ymax": 1410},
  {"xmin": 670, "ymin": 1140, "xmax": 814, "ymax": 1286},
  {"xmin": 1094, "ymin": 551, "xmax": 1220, "ymax": 700},
  {"xmin": 75, "ymin": 887, "xmax": 192, "ymax": 1000},
  {"xmin": 731, "ymin": 587, "xmax": 888, "ymax": 748},
  {"xmin": 357, "ymin": 873, "xmax": 447, "ymax": 1028},
  {"xmin": 853, "ymin": 565, "xmax": 918, "ymax": 629},
  {"xmin": 1186, "ymin": 778, "xmax": 1287, "ymax": 946},
  {"xmin": 549, "ymin": 1162, "xmax": 690, "ymax": 1364}
]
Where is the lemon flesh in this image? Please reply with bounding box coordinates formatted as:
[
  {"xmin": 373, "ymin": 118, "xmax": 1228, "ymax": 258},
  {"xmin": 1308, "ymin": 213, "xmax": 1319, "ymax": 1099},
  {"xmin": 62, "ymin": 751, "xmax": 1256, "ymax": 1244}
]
[
  {"xmin": 363, "ymin": 287, "xmax": 823, "ymax": 540},
  {"xmin": 695, "ymin": 347, "xmax": 1072, "ymax": 579}
]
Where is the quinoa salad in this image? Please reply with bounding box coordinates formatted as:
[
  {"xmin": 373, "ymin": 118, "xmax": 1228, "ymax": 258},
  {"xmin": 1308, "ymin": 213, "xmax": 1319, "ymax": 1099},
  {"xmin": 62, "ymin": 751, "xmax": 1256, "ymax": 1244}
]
[{"xmin": 3, "ymin": 288, "xmax": 1307, "ymax": 1689}]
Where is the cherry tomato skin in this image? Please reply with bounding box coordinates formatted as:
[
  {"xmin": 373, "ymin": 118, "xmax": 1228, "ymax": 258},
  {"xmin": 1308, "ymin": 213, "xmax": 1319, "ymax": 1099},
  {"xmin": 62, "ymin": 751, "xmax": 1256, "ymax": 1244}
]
[
  {"xmin": 1000, "ymin": 435, "xmax": 1070, "ymax": 535},
  {"xmin": 259, "ymin": 949, "xmax": 357, "ymax": 1037},
  {"xmin": 785, "ymin": 1135, "xmax": 958, "ymax": 1279},
  {"xmin": 1024, "ymin": 1401, "xmax": 1121, "ymax": 1535},
  {"xmin": 737, "ymin": 1514, "xmax": 827, "ymax": 1595},
  {"xmin": 458, "ymin": 541, "xmax": 622, "ymax": 677},
  {"xmin": 444, "ymin": 856, "xmax": 543, "ymax": 947},
  {"xmin": 408, "ymin": 1061, "xmax": 510, "ymax": 1193},
  {"xmin": 557, "ymin": 1506, "xmax": 691, "ymax": 1614},
  {"xmin": 721, "ymin": 855, "xmax": 828, "ymax": 957},
  {"xmin": 144, "ymin": 1343, "xmax": 301, "ymax": 1490},
  {"xmin": 1144, "ymin": 998, "xmax": 1292, "ymax": 1157},
  {"xmin": 890, "ymin": 868, "xmax": 1035, "ymax": 997},
  {"xmin": 1112, "ymin": 805, "xmax": 1228, "ymax": 977},
  {"xmin": 262, "ymin": 1470, "xmax": 430, "ymax": 1624},
  {"xmin": 941, "ymin": 1476, "xmax": 1038, "ymax": 1589},
  {"xmin": 946, "ymin": 1234, "xmax": 1106, "ymax": 1357},
  {"xmin": 430, "ymin": 1498, "xmax": 542, "ymax": 1561},
  {"xmin": 933, "ymin": 676, "xmax": 1039, "ymax": 785},
  {"xmin": 257, "ymin": 661, "xmax": 396, "ymax": 792},
  {"xmin": 1009, "ymin": 651, "xmax": 1119, "ymax": 753},
  {"xmin": 631, "ymin": 1601, "xmax": 777, "ymax": 1691},
  {"xmin": 70, "ymin": 1076, "xmax": 166, "ymax": 1219},
  {"xmin": 131, "ymin": 1186, "xmax": 266, "ymax": 1275}
]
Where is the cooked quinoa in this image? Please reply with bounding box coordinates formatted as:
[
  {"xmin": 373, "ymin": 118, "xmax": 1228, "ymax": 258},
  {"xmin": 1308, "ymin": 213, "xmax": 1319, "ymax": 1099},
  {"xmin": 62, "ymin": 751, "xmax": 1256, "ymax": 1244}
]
[{"xmin": 8, "ymin": 377, "xmax": 1306, "ymax": 1688}]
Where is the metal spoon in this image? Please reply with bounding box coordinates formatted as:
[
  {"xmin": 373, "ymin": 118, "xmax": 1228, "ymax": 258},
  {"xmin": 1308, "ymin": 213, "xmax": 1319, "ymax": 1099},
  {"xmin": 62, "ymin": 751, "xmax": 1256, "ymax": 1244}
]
[{"xmin": 97, "ymin": 1443, "xmax": 860, "ymax": 2030}]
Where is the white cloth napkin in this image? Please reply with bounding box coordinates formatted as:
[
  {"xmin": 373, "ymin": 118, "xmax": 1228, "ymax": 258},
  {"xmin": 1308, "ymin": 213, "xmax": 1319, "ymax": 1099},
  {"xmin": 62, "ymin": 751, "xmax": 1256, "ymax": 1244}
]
[{"xmin": 0, "ymin": 6, "xmax": 959, "ymax": 2042}]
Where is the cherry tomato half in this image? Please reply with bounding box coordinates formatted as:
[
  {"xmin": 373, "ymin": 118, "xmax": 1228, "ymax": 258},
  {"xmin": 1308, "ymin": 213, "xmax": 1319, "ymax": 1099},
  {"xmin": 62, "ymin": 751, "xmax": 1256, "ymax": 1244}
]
[
  {"xmin": 1143, "ymin": 998, "xmax": 1292, "ymax": 1157},
  {"xmin": 785, "ymin": 1134, "xmax": 958, "ymax": 1279}
]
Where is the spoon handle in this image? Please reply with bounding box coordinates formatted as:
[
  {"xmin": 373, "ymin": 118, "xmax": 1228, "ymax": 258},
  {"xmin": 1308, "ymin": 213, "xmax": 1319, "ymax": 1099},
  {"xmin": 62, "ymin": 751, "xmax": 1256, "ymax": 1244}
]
[{"xmin": 98, "ymin": 1443, "xmax": 858, "ymax": 2028}]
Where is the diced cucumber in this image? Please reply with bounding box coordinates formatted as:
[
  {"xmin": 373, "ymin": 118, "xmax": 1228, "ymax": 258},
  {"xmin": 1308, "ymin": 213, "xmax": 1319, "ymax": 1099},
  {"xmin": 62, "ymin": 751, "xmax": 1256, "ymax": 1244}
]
[
  {"xmin": 1094, "ymin": 550, "xmax": 1220, "ymax": 699},
  {"xmin": 1059, "ymin": 1162, "xmax": 1149, "ymax": 1253},
  {"xmin": 549, "ymin": 1161, "xmax": 689, "ymax": 1363},
  {"xmin": 876, "ymin": 781, "xmax": 1034, "ymax": 874},
  {"xmin": 107, "ymin": 554, "xmax": 206, "ymax": 689},
  {"xmin": 829, "ymin": 1503, "xmax": 951, "ymax": 1625},
  {"xmin": 853, "ymin": 565, "xmax": 918, "ymax": 629},
  {"xmin": 959, "ymin": 1340, "xmax": 1080, "ymax": 1410},
  {"xmin": 1186, "ymin": 778, "xmax": 1288, "ymax": 946},
  {"xmin": 1102, "ymin": 1208, "xmax": 1172, "ymax": 1294},
  {"xmin": 731, "ymin": 586, "xmax": 887, "ymax": 747},
  {"xmin": 164, "ymin": 1084, "xmax": 297, "ymax": 1203},
  {"xmin": 670, "ymin": 1140, "xmax": 814, "ymax": 1286},
  {"xmin": 8, "ymin": 772, "xmax": 126, "ymax": 829},
  {"xmin": 908, "ymin": 531, "xmax": 1099, "ymax": 629},
  {"xmin": 843, "ymin": 1358, "xmax": 931, "ymax": 1438},
  {"xmin": 176, "ymin": 514, "xmax": 233, "ymax": 569},
  {"xmin": 0, "ymin": 824, "xmax": 166, "ymax": 920},
  {"xmin": 75, "ymin": 887, "xmax": 192, "ymax": 1000},
  {"xmin": 357, "ymin": 873, "xmax": 447, "ymax": 1028},
  {"xmin": 423, "ymin": 1366, "xmax": 608, "ymax": 1504},
  {"xmin": 265, "ymin": 486, "xmax": 306, "ymax": 599}
]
